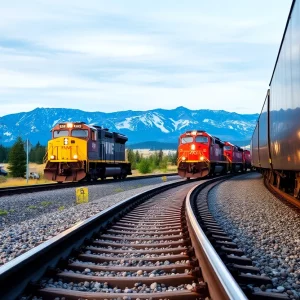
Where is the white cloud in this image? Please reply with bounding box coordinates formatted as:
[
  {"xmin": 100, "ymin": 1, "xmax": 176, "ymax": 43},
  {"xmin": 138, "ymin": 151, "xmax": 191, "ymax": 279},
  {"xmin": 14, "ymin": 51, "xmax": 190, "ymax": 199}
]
[{"xmin": 0, "ymin": 0, "xmax": 293, "ymax": 117}]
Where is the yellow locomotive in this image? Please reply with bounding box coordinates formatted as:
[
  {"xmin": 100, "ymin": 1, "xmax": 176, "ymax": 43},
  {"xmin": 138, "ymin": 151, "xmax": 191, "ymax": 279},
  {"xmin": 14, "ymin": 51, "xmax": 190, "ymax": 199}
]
[{"xmin": 44, "ymin": 122, "xmax": 131, "ymax": 182}]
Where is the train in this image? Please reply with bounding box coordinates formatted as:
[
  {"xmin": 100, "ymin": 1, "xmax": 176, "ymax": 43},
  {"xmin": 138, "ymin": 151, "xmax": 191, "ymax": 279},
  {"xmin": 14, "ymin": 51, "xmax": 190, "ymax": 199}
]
[
  {"xmin": 177, "ymin": 130, "xmax": 251, "ymax": 179},
  {"xmin": 251, "ymin": 0, "xmax": 300, "ymax": 199},
  {"xmin": 44, "ymin": 122, "xmax": 132, "ymax": 182}
]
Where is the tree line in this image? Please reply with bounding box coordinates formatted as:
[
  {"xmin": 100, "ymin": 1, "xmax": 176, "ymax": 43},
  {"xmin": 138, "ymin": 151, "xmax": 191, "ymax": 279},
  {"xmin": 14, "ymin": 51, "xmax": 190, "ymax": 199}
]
[
  {"xmin": 127, "ymin": 149, "xmax": 178, "ymax": 174},
  {"xmin": 0, "ymin": 138, "xmax": 46, "ymax": 177}
]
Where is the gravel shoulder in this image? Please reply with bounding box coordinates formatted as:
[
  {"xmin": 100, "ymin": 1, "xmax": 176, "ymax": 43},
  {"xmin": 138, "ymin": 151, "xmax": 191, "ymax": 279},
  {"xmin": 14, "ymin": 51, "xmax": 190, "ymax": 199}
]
[
  {"xmin": 0, "ymin": 176, "xmax": 180, "ymax": 228},
  {"xmin": 208, "ymin": 172, "xmax": 300, "ymax": 299},
  {"xmin": 0, "ymin": 176, "xmax": 181, "ymax": 266}
]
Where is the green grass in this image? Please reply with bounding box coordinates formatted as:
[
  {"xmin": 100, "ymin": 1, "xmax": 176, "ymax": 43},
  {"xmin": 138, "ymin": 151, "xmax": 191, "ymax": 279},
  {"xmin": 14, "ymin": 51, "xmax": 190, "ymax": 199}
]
[
  {"xmin": 114, "ymin": 188, "xmax": 124, "ymax": 193},
  {"xmin": 0, "ymin": 210, "xmax": 8, "ymax": 216},
  {"xmin": 58, "ymin": 206, "xmax": 65, "ymax": 211},
  {"xmin": 41, "ymin": 201, "xmax": 52, "ymax": 207},
  {"xmin": 28, "ymin": 205, "xmax": 37, "ymax": 209}
]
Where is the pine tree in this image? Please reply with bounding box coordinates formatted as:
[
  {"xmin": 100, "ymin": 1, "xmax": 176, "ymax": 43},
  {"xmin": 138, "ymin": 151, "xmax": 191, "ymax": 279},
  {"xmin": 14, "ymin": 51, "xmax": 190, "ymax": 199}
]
[
  {"xmin": 29, "ymin": 142, "xmax": 46, "ymax": 164},
  {"xmin": 0, "ymin": 145, "xmax": 9, "ymax": 163},
  {"xmin": 158, "ymin": 149, "xmax": 163, "ymax": 164},
  {"xmin": 127, "ymin": 148, "xmax": 136, "ymax": 170},
  {"xmin": 135, "ymin": 150, "xmax": 141, "ymax": 163},
  {"xmin": 8, "ymin": 137, "xmax": 26, "ymax": 177}
]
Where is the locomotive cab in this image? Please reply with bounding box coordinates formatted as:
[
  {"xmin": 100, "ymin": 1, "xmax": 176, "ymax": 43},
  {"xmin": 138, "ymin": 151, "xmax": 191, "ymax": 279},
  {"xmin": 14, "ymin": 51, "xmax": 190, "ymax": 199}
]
[{"xmin": 44, "ymin": 122, "xmax": 89, "ymax": 182}]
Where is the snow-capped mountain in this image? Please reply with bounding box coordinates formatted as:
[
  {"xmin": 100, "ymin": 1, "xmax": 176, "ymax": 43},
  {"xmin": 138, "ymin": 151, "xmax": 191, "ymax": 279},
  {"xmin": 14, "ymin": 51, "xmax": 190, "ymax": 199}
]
[{"xmin": 0, "ymin": 107, "xmax": 258, "ymax": 146}]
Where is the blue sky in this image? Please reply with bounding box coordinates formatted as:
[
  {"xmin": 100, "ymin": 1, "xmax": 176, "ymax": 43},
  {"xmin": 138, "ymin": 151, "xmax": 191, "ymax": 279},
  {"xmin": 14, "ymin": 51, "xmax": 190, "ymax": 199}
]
[{"xmin": 0, "ymin": 0, "xmax": 292, "ymax": 116}]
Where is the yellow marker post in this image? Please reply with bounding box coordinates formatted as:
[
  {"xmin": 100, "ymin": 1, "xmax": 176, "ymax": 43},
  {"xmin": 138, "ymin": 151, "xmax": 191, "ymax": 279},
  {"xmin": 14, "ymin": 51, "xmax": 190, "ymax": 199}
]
[
  {"xmin": 162, "ymin": 176, "xmax": 167, "ymax": 182},
  {"xmin": 76, "ymin": 187, "xmax": 89, "ymax": 204}
]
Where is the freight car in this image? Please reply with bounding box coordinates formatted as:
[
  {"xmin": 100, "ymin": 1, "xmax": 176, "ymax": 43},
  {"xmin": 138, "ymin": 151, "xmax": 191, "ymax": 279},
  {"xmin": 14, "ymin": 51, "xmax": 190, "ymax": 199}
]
[
  {"xmin": 44, "ymin": 122, "xmax": 131, "ymax": 182},
  {"xmin": 251, "ymin": 0, "xmax": 300, "ymax": 200}
]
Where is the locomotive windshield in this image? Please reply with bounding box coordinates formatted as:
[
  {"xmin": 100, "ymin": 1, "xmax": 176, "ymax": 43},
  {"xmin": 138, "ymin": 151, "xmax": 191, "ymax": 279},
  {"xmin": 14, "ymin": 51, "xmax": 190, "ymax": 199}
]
[
  {"xmin": 224, "ymin": 146, "xmax": 231, "ymax": 150},
  {"xmin": 181, "ymin": 136, "xmax": 193, "ymax": 144},
  {"xmin": 53, "ymin": 130, "xmax": 69, "ymax": 138},
  {"xmin": 71, "ymin": 130, "xmax": 89, "ymax": 138},
  {"xmin": 195, "ymin": 136, "xmax": 208, "ymax": 143}
]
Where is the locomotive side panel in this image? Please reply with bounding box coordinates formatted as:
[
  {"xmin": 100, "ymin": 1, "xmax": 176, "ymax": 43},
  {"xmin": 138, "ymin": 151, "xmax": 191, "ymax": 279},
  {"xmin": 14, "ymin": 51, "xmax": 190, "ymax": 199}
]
[
  {"xmin": 269, "ymin": 0, "xmax": 300, "ymax": 171},
  {"xmin": 232, "ymin": 146, "xmax": 243, "ymax": 164},
  {"xmin": 258, "ymin": 95, "xmax": 269, "ymax": 169},
  {"xmin": 209, "ymin": 138, "xmax": 224, "ymax": 162},
  {"xmin": 113, "ymin": 133, "xmax": 128, "ymax": 162},
  {"xmin": 243, "ymin": 150, "xmax": 251, "ymax": 170},
  {"xmin": 251, "ymin": 123, "xmax": 259, "ymax": 167},
  {"xmin": 87, "ymin": 129, "xmax": 98, "ymax": 160}
]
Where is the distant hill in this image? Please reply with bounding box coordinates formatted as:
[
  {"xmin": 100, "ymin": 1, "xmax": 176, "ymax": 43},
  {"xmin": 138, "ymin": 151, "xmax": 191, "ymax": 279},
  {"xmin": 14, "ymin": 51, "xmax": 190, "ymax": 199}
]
[{"xmin": 0, "ymin": 106, "xmax": 258, "ymax": 146}]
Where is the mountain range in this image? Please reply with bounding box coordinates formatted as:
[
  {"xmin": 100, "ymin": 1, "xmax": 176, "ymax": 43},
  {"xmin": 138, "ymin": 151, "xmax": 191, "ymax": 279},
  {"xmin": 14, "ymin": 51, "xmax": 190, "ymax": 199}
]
[{"xmin": 0, "ymin": 107, "xmax": 258, "ymax": 147}]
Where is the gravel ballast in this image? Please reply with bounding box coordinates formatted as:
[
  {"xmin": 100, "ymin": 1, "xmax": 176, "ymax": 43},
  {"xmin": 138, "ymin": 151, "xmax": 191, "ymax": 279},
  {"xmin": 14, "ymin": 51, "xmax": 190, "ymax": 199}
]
[
  {"xmin": 0, "ymin": 176, "xmax": 180, "ymax": 227},
  {"xmin": 0, "ymin": 176, "xmax": 181, "ymax": 266},
  {"xmin": 208, "ymin": 172, "xmax": 300, "ymax": 299}
]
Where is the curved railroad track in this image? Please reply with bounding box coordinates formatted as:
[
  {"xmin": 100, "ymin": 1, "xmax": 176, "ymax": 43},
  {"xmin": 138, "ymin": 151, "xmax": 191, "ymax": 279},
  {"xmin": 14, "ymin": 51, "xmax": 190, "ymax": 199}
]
[
  {"xmin": 0, "ymin": 174, "xmax": 287, "ymax": 299},
  {"xmin": 0, "ymin": 173, "xmax": 177, "ymax": 197},
  {"xmin": 263, "ymin": 176, "xmax": 300, "ymax": 210}
]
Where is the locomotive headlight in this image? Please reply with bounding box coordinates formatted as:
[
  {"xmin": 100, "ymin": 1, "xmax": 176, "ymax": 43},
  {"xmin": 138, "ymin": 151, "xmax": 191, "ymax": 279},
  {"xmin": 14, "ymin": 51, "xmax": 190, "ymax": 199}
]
[
  {"xmin": 50, "ymin": 155, "xmax": 55, "ymax": 160},
  {"xmin": 191, "ymin": 144, "xmax": 195, "ymax": 150},
  {"xmin": 73, "ymin": 154, "xmax": 78, "ymax": 159},
  {"xmin": 182, "ymin": 156, "xmax": 186, "ymax": 161},
  {"xmin": 67, "ymin": 122, "xmax": 73, "ymax": 128},
  {"xmin": 192, "ymin": 131, "xmax": 197, "ymax": 136},
  {"xmin": 64, "ymin": 138, "xmax": 68, "ymax": 145},
  {"xmin": 200, "ymin": 156, "xmax": 204, "ymax": 161}
]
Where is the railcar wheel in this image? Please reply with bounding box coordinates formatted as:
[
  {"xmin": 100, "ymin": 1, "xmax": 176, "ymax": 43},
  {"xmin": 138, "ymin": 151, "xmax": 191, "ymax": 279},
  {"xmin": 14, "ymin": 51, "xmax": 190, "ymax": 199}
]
[
  {"xmin": 113, "ymin": 176, "xmax": 118, "ymax": 180},
  {"xmin": 186, "ymin": 177, "xmax": 190, "ymax": 180}
]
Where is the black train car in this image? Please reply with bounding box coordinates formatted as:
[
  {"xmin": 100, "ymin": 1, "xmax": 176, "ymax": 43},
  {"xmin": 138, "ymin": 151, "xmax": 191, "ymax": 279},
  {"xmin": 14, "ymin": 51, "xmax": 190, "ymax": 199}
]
[
  {"xmin": 251, "ymin": 0, "xmax": 300, "ymax": 199},
  {"xmin": 44, "ymin": 122, "xmax": 132, "ymax": 182},
  {"xmin": 89, "ymin": 126, "xmax": 131, "ymax": 180}
]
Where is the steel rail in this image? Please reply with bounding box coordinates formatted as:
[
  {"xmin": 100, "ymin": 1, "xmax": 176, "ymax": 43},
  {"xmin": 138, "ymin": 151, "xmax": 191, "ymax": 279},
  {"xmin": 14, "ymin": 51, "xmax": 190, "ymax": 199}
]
[
  {"xmin": 264, "ymin": 176, "xmax": 300, "ymax": 209},
  {"xmin": 0, "ymin": 177, "xmax": 186, "ymax": 299},
  {"xmin": 186, "ymin": 181, "xmax": 248, "ymax": 300},
  {"xmin": 0, "ymin": 172, "xmax": 178, "ymax": 197},
  {"xmin": 0, "ymin": 174, "xmax": 248, "ymax": 299}
]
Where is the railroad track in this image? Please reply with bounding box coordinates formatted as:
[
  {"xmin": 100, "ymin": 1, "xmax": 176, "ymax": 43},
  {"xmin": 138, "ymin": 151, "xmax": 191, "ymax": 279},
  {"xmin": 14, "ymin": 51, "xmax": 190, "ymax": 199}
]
[
  {"xmin": 264, "ymin": 176, "xmax": 300, "ymax": 210},
  {"xmin": 0, "ymin": 173, "xmax": 177, "ymax": 197},
  {"xmin": 0, "ymin": 174, "xmax": 287, "ymax": 299},
  {"xmin": 190, "ymin": 179, "xmax": 289, "ymax": 300}
]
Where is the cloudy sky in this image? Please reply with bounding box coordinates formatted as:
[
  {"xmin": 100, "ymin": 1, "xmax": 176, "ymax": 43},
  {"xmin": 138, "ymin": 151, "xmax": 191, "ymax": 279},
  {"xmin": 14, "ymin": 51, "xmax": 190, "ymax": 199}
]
[{"xmin": 0, "ymin": 0, "xmax": 292, "ymax": 116}]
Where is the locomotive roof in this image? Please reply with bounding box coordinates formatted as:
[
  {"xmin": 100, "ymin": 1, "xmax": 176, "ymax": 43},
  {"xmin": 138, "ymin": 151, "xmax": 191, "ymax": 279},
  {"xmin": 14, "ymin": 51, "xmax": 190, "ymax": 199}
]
[
  {"xmin": 224, "ymin": 141, "xmax": 243, "ymax": 151},
  {"xmin": 53, "ymin": 122, "xmax": 128, "ymax": 138},
  {"xmin": 182, "ymin": 130, "xmax": 213, "ymax": 137}
]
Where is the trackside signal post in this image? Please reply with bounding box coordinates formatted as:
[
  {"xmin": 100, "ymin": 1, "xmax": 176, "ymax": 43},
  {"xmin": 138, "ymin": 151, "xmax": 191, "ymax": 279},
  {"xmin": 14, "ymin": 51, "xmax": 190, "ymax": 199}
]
[
  {"xmin": 23, "ymin": 139, "xmax": 32, "ymax": 184},
  {"xmin": 76, "ymin": 187, "xmax": 89, "ymax": 204}
]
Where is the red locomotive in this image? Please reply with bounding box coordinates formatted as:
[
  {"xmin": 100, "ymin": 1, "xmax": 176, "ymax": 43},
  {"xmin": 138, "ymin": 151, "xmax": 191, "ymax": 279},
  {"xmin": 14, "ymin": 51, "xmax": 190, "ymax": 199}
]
[
  {"xmin": 177, "ymin": 130, "xmax": 228, "ymax": 179},
  {"xmin": 177, "ymin": 130, "xmax": 251, "ymax": 179},
  {"xmin": 223, "ymin": 142, "xmax": 244, "ymax": 173},
  {"xmin": 243, "ymin": 149, "xmax": 252, "ymax": 171}
]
